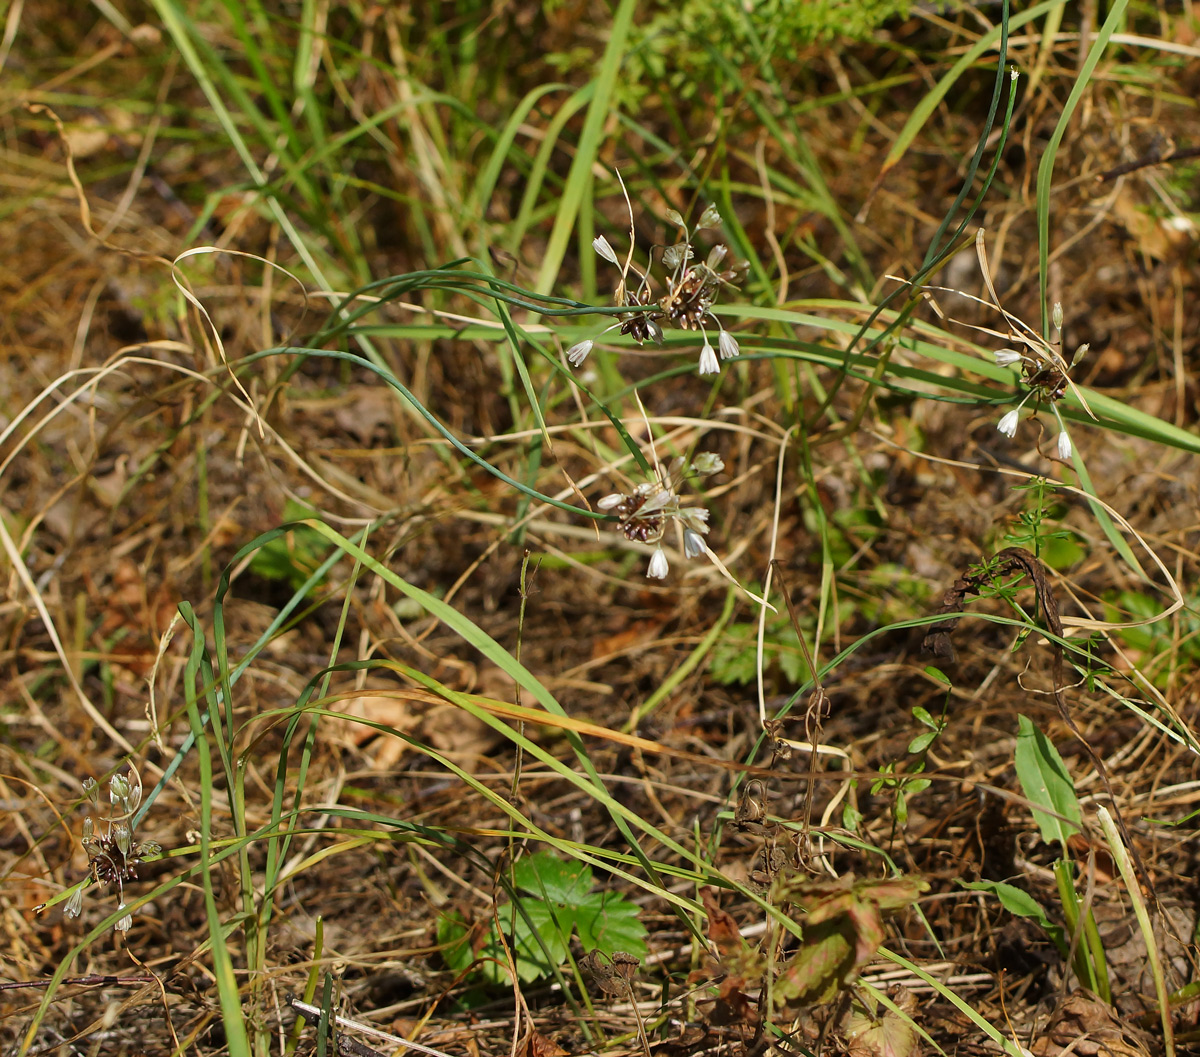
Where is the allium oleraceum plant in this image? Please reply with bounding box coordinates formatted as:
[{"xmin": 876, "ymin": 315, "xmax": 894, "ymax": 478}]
[
  {"xmin": 992, "ymin": 300, "xmax": 1090, "ymax": 461},
  {"xmin": 972, "ymin": 231, "xmax": 1096, "ymax": 460},
  {"xmin": 565, "ymin": 202, "xmax": 747, "ymax": 376},
  {"xmin": 599, "ymin": 453, "xmax": 724, "ymax": 579},
  {"xmin": 64, "ymin": 766, "xmax": 160, "ymax": 932}
]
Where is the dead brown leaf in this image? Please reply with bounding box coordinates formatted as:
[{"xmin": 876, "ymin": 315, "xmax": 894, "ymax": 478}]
[
  {"xmin": 701, "ymin": 887, "xmax": 744, "ymax": 957},
  {"xmin": 841, "ymin": 989, "xmax": 921, "ymax": 1057},
  {"xmin": 518, "ymin": 1030, "xmax": 568, "ymax": 1057},
  {"xmin": 579, "ymin": 949, "xmax": 640, "ymax": 998},
  {"xmin": 1029, "ymin": 991, "xmax": 1153, "ymax": 1057}
]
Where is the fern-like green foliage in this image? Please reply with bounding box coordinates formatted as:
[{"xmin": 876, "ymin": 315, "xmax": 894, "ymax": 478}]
[
  {"xmin": 546, "ymin": 0, "xmax": 914, "ymax": 102},
  {"xmin": 634, "ymin": 0, "xmax": 912, "ymax": 77},
  {"xmin": 709, "ymin": 616, "xmax": 814, "ymax": 688}
]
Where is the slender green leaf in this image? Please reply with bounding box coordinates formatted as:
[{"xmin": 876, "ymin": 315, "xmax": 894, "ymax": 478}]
[{"xmin": 1036, "ymin": 0, "xmax": 1131, "ymax": 334}]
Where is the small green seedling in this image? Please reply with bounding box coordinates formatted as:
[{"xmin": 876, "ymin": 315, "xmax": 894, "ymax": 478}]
[
  {"xmin": 438, "ymin": 851, "xmax": 647, "ymax": 985},
  {"xmin": 870, "ymin": 668, "xmax": 949, "ymax": 826},
  {"xmin": 710, "ymin": 606, "xmax": 823, "ymax": 688},
  {"xmin": 249, "ymin": 499, "xmax": 335, "ymax": 595},
  {"xmin": 1105, "ymin": 588, "xmax": 1200, "ymax": 689},
  {"xmin": 963, "ymin": 715, "xmax": 1110, "ymax": 1002}
]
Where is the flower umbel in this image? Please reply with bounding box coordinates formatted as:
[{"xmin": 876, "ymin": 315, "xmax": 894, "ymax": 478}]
[
  {"xmin": 565, "ymin": 178, "xmax": 746, "ymax": 375},
  {"xmin": 598, "ymin": 454, "xmax": 724, "ymax": 579},
  {"xmin": 989, "ymin": 297, "xmax": 1092, "ymax": 453},
  {"xmin": 67, "ymin": 765, "xmax": 160, "ymax": 931},
  {"xmin": 975, "ymin": 232, "xmax": 1098, "ymax": 453}
]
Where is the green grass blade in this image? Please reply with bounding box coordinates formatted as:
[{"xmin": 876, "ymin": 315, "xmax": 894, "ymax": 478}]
[
  {"xmin": 533, "ymin": 0, "xmax": 637, "ymax": 295},
  {"xmin": 881, "ymin": 0, "xmax": 1067, "ymax": 177},
  {"xmin": 1036, "ymin": 0, "xmax": 1130, "ymax": 335}
]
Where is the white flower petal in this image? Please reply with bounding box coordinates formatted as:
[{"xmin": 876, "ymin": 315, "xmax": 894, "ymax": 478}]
[
  {"xmin": 698, "ymin": 343, "xmax": 720, "ymax": 375},
  {"xmin": 994, "ymin": 349, "xmax": 1023, "ymax": 367},
  {"xmin": 663, "ymin": 244, "xmax": 693, "ymax": 269},
  {"xmin": 684, "ymin": 530, "xmax": 706, "ymax": 558},
  {"xmin": 997, "ymin": 409, "xmax": 1020, "ymax": 438},
  {"xmin": 64, "ymin": 887, "xmax": 83, "ymax": 919},
  {"xmin": 640, "ymin": 489, "xmax": 674, "ymax": 514},
  {"xmin": 692, "ymin": 452, "xmax": 724, "ymax": 475},
  {"xmin": 597, "ymin": 493, "xmax": 625, "ymax": 511},
  {"xmin": 1057, "ymin": 431, "xmax": 1072, "ymax": 460},
  {"xmin": 719, "ymin": 330, "xmax": 740, "ymax": 360},
  {"xmin": 115, "ymin": 904, "xmax": 132, "ymax": 932},
  {"xmin": 647, "ymin": 547, "xmax": 669, "ymax": 579},
  {"xmin": 592, "ymin": 235, "xmax": 619, "ymax": 265},
  {"xmin": 566, "ymin": 339, "xmax": 593, "ymax": 366}
]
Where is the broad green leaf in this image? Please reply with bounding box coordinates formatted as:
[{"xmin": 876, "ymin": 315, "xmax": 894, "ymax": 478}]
[
  {"xmin": 436, "ymin": 910, "xmax": 476, "ymax": 974},
  {"xmin": 573, "ymin": 891, "xmax": 647, "ymax": 955},
  {"xmin": 1014, "ymin": 715, "xmax": 1081, "ymax": 850},
  {"xmin": 514, "ymin": 851, "xmax": 593, "ymax": 905}
]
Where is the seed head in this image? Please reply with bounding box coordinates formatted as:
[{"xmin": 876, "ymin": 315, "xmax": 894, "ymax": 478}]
[{"xmin": 68, "ymin": 765, "xmax": 158, "ymax": 934}]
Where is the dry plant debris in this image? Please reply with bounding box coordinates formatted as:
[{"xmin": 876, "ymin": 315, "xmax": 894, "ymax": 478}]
[{"xmin": 2, "ymin": 4, "xmax": 1200, "ymax": 1057}]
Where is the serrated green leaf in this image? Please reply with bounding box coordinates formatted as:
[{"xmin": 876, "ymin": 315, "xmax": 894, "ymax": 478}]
[
  {"xmin": 777, "ymin": 633, "xmax": 814, "ymax": 686},
  {"xmin": 451, "ymin": 852, "xmax": 648, "ymax": 985},
  {"xmin": 709, "ymin": 636, "xmax": 759, "ymax": 685},
  {"xmin": 573, "ymin": 891, "xmax": 648, "ymax": 955},
  {"xmin": 436, "ymin": 910, "xmax": 475, "ymax": 973},
  {"xmin": 514, "ymin": 850, "xmax": 592, "ymax": 904},
  {"xmin": 509, "ymin": 901, "xmax": 570, "ymax": 980},
  {"xmin": 1014, "ymin": 714, "xmax": 1081, "ymax": 850}
]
